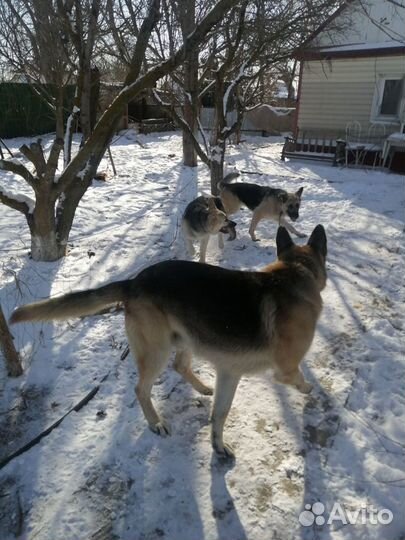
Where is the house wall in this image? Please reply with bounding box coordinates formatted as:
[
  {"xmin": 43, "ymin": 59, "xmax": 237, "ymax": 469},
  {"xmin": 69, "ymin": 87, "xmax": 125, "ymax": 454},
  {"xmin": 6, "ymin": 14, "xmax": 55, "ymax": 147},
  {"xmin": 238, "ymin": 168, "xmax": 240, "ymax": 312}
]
[{"xmin": 297, "ymin": 55, "xmax": 405, "ymax": 137}]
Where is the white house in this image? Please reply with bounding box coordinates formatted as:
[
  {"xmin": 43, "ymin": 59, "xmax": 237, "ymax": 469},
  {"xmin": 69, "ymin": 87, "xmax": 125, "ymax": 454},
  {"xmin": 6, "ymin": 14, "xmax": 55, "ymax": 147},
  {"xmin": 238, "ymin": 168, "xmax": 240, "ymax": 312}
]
[{"xmin": 295, "ymin": 0, "xmax": 405, "ymax": 141}]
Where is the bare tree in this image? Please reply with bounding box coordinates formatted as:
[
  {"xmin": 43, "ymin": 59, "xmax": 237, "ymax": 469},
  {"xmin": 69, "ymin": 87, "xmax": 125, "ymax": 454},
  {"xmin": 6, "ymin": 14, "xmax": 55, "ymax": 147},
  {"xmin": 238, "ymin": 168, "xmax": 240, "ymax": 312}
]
[
  {"xmin": 105, "ymin": 0, "xmax": 205, "ymax": 167},
  {"xmin": 0, "ymin": 0, "xmax": 238, "ymax": 261},
  {"xmin": 0, "ymin": 0, "xmax": 74, "ymax": 139},
  {"xmin": 0, "ymin": 0, "xmax": 105, "ymax": 162},
  {"xmin": 153, "ymin": 0, "xmax": 349, "ymax": 193},
  {"xmin": 56, "ymin": 0, "xmax": 105, "ymax": 161},
  {"xmin": 177, "ymin": 1, "xmax": 200, "ymax": 167}
]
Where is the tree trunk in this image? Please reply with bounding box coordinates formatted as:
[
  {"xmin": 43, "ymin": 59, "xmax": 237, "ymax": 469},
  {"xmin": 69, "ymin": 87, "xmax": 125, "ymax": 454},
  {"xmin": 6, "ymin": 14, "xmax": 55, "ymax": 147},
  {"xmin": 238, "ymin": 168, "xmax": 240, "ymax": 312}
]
[
  {"xmin": 182, "ymin": 61, "xmax": 198, "ymax": 167},
  {"xmin": 56, "ymin": 174, "xmax": 94, "ymax": 249},
  {"xmin": 28, "ymin": 191, "xmax": 65, "ymax": 261},
  {"xmin": 210, "ymin": 143, "xmax": 225, "ymax": 195},
  {"xmin": 80, "ymin": 67, "xmax": 92, "ymax": 142},
  {"xmin": 287, "ymin": 59, "xmax": 298, "ymax": 100},
  {"xmin": 0, "ymin": 304, "xmax": 23, "ymax": 377},
  {"xmin": 210, "ymin": 71, "xmax": 226, "ymax": 194},
  {"xmin": 30, "ymin": 232, "xmax": 65, "ymax": 262},
  {"xmin": 90, "ymin": 67, "xmax": 101, "ymax": 132},
  {"xmin": 181, "ymin": 1, "xmax": 198, "ymax": 167},
  {"xmin": 55, "ymin": 85, "xmax": 65, "ymax": 141}
]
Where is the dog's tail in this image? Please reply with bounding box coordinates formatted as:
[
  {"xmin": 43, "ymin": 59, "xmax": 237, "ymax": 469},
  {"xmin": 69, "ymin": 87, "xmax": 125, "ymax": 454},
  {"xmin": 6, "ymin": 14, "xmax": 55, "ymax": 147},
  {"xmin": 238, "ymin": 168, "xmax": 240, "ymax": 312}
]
[
  {"xmin": 217, "ymin": 171, "xmax": 240, "ymax": 191},
  {"xmin": 9, "ymin": 281, "xmax": 128, "ymax": 324}
]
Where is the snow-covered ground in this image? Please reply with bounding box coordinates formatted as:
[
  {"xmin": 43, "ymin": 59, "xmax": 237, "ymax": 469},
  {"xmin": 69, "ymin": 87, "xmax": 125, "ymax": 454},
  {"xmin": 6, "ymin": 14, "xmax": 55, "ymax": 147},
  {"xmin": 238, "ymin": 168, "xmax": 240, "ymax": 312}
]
[{"xmin": 0, "ymin": 131, "xmax": 404, "ymax": 540}]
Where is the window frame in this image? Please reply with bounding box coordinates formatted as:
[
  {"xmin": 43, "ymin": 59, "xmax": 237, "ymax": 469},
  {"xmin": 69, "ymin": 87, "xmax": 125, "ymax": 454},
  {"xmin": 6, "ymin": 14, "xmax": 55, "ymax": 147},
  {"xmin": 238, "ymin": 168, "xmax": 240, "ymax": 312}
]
[{"xmin": 371, "ymin": 75, "xmax": 405, "ymax": 125}]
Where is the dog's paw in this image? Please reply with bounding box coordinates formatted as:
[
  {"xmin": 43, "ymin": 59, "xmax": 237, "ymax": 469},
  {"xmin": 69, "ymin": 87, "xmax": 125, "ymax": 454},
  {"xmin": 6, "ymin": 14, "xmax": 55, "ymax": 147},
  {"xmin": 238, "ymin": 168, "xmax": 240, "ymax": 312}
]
[
  {"xmin": 251, "ymin": 237, "xmax": 261, "ymax": 242},
  {"xmin": 200, "ymin": 385, "xmax": 214, "ymax": 396},
  {"xmin": 297, "ymin": 232, "xmax": 307, "ymax": 238},
  {"xmin": 297, "ymin": 381, "xmax": 313, "ymax": 394},
  {"xmin": 213, "ymin": 441, "xmax": 236, "ymax": 461},
  {"xmin": 150, "ymin": 420, "xmax": 171, "ymax": 437}
]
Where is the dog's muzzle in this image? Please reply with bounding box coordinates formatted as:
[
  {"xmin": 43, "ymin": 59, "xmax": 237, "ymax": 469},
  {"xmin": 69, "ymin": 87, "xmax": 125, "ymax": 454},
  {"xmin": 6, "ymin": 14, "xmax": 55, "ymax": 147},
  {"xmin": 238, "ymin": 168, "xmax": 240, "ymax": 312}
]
[{"xmin": 220, "ymin": 219, "xmax": 237, "ymax": 240}]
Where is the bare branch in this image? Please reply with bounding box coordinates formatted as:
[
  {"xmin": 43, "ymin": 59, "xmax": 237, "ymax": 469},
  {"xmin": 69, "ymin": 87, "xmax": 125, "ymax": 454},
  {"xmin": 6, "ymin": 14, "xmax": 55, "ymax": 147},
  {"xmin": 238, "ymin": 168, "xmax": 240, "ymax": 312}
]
[
  {"xmin": 19, "ymin": 141, "xmax": 47, "ymax": 177},
  {"xmin": 58, "ymin": 0, "xmax": 239, "ymax": 191},
  {"xmin": 125, "ymin": 0, "xmax": 161, "ymax": 86},
  {"xmin": 46, "ymin": 138, "xmax": 64, "ymax": 181},
  {"xmin": 0, "ymin": 186, "xmax": 32, "ymax": 216},
  {"xmin": 152, "ymin": 89, "xmax": 210, "ymax": 165},
  {"xmin": 0, "ymin": 159, "xmax": 37, "ymax": 190}
]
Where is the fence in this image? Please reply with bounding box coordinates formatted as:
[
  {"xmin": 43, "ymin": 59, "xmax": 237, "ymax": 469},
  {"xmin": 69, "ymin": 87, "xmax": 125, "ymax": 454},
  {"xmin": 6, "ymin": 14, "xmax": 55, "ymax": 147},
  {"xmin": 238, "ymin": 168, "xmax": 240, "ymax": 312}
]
[
  {"xmin": 200, "ymin": 105, "xmax": 295, "ymax": 135},
  {"xmin": 0, "ymin": 83, "xmax": 74, "ymax": 138}
]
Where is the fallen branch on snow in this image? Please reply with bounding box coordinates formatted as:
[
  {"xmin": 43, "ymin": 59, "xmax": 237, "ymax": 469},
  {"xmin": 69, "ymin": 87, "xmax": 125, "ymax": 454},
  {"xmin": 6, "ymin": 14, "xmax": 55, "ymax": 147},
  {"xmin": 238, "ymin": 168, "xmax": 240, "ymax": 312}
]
[{"xmin": 0, "ymin": 372, "xmax": 109, "ymax": 470}]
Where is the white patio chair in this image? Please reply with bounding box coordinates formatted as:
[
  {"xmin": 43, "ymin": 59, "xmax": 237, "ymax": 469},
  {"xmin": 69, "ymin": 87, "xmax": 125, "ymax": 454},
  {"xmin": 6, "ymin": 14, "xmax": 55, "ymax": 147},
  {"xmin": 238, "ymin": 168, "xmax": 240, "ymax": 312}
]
[
  {"xmin": 345, "ymin": 121, "xmax": 364, "ymax": 166},
  {"xmin": 367, "ymin": 123, "xmax": 387, "ymax": 167}
]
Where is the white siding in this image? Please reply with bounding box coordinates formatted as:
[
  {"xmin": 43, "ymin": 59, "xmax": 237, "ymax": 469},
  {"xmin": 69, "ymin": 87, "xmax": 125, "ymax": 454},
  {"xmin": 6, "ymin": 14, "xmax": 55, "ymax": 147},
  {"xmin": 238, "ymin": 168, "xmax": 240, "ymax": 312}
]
[{"xmin": 298, "ymin": 55, "xmax": 405, "ymax": 135}]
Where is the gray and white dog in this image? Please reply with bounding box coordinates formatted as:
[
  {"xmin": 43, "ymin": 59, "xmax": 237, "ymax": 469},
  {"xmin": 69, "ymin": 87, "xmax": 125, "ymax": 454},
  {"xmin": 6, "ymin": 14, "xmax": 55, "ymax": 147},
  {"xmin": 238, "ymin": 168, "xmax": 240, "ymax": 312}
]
[{"xmin": 182, "ymin": 195, "xmax": 236, "ymax": 262}]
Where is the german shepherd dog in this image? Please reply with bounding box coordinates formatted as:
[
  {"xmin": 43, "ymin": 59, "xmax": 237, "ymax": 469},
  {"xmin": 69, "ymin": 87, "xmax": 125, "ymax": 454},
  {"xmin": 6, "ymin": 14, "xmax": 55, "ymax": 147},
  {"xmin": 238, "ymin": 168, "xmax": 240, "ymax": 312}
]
[
  {"xmin": 10, "ymin": 225, "xmax": 327, "ymax": 460},
  {"xmin": 219, "ymin": 173, "xmax": 306, "ymax": 242},
  {"xmin": 182, "ymin": 195, "xmax": 237, "ymax": 263}
]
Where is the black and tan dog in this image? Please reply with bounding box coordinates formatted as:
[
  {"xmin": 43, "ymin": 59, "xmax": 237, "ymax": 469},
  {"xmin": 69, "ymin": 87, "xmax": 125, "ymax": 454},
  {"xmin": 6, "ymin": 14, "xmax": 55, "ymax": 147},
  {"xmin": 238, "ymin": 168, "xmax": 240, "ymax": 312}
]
[
  {"xmin": 10, "ymin": 225, "xmax": 327, "ymax": 460},
  {"xmin": 182, "ymin": 195, "xmax": 236, "ymax": 262},
  {"xmin": 219, "ymin": 173, "xmax": 306, "ymax": 241}
]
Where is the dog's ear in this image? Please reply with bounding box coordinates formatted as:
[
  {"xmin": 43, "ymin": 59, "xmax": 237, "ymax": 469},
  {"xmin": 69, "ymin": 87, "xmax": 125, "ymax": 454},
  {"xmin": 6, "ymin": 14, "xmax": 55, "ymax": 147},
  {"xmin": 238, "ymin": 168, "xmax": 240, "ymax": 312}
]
[
  {"xmin": 276, "ymin": 226, "xmax": 294, "ymax": 256},
  {"xmin": 207, "ymin": 197, "xmax": 216, "ymax": 210},
  {"xmin": 223, "ymin": 171, "xmax": 240, "ymax": 183},
  {"xmin": 307, "ymin": 224, "xmax": 327, "ymax": 257},
  {"xmin": 296, "ymin": 187, "xmax": 304, "ymax": 198},
  {"xmin": 278, "ymin": 192, "xmax": 288, "ymax": 203},
  {"xmin": 214, "ymin": 196, "xmax": 225, "ymax": 212}
]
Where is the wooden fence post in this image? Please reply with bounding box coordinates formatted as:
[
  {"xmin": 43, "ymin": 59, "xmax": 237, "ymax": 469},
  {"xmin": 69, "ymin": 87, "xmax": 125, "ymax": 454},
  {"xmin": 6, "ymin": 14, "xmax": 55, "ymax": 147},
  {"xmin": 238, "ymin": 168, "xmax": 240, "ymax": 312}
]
[{"xmin": 0, "ymin": 304, "xmax": 23, "ymax": 377}]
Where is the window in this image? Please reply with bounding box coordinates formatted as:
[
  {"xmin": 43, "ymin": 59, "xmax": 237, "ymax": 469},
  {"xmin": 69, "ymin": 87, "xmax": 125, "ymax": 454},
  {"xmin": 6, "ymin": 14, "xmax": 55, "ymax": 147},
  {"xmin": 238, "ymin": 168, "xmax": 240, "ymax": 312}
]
[
  {"xmin": 371, "ymin": 76, "xmax": 405, "ymax": 123},
  {"xmin": 380, "ymin": 79, "xmax": 403, "ymax": 116}
]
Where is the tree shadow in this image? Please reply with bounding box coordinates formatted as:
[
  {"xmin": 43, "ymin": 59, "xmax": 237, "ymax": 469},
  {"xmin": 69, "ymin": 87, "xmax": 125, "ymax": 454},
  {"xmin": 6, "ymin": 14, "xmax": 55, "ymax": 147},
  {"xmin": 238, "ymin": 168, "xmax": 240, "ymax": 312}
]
[
  {"xmin": 0, "ymin": 255, "xmax": 68, "ymax": 537},
  {"xmin": 0, "ymin": 158, "xmax": 215, "ymax": 539},
  {"xmin": 39, "ymin": 352, "xmax": 211, "ymax": 540}
]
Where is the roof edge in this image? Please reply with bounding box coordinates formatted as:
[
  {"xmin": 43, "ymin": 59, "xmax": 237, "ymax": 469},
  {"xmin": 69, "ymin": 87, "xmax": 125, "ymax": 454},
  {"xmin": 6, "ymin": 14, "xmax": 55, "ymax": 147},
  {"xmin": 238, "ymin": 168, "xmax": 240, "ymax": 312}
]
[{"xmin": 296, "ymin": 45, "xmax": 405, "ymax": 60}]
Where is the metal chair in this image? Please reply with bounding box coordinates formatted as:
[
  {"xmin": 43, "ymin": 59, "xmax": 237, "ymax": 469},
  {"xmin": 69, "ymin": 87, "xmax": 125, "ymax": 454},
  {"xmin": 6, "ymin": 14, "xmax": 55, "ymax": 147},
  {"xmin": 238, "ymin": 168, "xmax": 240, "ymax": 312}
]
[
  {"xmin": 366, "ymin": 123, "xmax": 387, "ymax": 168},
  {"xmin": 345, "ymin": 121, "xmax": 364, "ymax": 166}
]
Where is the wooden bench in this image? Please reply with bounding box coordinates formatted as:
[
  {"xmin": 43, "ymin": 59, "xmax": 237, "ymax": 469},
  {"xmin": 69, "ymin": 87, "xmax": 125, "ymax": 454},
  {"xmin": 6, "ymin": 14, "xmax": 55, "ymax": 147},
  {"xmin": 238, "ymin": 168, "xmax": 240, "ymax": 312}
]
[
  {"xmin": 281, "ymin": 134, "xmax": 342, "ymax": 165},
  {"xmin": 138, "ymin": 118, "xmax": 175, "ymax": 134}
]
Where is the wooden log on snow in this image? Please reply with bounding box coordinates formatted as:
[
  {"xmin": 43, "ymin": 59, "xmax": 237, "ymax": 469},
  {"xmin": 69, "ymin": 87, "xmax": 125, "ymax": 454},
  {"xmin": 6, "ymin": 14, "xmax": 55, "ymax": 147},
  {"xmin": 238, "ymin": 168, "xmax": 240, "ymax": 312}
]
[{"xmin": 0, "ymin": 304, "xmax": 23, "ymax": 377}]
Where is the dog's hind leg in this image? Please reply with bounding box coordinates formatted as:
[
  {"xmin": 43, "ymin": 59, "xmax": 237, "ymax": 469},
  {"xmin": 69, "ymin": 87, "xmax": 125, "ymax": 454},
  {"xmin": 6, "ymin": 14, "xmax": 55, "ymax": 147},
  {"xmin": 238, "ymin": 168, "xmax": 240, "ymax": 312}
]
[
  {"xmin": 125, "ymin": 307, "xmax": 172, "ymax": 436},
  {"xmin": 211, "ymin": 369, "xmax": 240, "ymax": 459},
  {"xmin": 173, "ymin": 349, "xmax": 213, "ymax": 395},
  {"xmin": 135, "ymin": 350, "xmax": 172, "ymax": 435}
]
